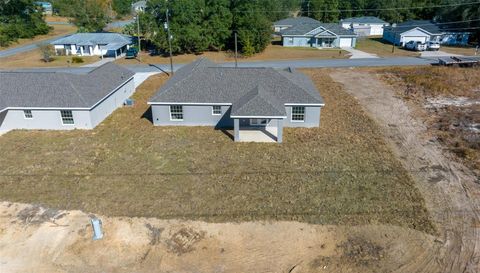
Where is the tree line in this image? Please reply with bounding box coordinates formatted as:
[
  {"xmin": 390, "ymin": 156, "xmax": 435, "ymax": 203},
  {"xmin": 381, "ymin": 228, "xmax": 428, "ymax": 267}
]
[{"xmin": 0, "ymin": 0, "xmax": 51, "ymax": 47}]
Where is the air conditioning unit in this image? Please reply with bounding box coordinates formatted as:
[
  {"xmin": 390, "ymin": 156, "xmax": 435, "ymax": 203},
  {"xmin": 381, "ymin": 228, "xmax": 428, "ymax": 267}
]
[{"xmin": 124, "ymin": 98, "xmax": 135, "ymax": 107}]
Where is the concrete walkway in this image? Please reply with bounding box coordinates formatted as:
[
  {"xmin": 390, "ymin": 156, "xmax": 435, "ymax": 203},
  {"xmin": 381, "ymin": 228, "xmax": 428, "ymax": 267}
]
[
  {"xmin": 343, "ymin": 47, "xmax": 379, "ymax": 59},
  {"xmin": 238, "ymin": 128, "xmax": 278, "ymax": 143},
  {"xmin": 133, "ymin": 72, "xmax": 160, "ymax": 88}
]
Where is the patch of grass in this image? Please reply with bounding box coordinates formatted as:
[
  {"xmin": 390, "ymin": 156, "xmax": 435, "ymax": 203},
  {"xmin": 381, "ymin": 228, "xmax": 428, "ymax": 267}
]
[
  {"xmin": 116, "ymin": 44, "xmax": 348, "ymax": 65},
  {"xmin": 441, "ymin": 45, "xmax": 478, "ymax": 56},
  {"xmin": 355, "ymin": 37, "xmax": 420, "ymax": 57},
  {"xmin": 0, "ymin": 49, "xmax": 98, "ymax": 68},
  {"xmin": 0, "ymin": 71, "xmax": 434, "ymax": 233}
]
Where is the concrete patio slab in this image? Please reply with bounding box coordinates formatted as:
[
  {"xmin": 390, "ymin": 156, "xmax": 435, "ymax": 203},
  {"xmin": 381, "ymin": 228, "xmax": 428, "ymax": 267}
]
[{"xmin": 238, "ymin": 127, "xmax": 277, "ymax": 143}]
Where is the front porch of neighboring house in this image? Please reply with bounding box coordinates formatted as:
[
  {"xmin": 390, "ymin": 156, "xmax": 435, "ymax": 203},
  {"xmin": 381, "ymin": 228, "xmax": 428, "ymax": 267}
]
[
  {"xmin": 59, "ymin": 43, "xmax": 129, "ymax": 59},
  {"xmin": 233, "ymin": 118, "xmax": 284, "ymax": 143},
  {"xmin": 310, "ymin": 36, "xmax": 336, "ymax": 48}
]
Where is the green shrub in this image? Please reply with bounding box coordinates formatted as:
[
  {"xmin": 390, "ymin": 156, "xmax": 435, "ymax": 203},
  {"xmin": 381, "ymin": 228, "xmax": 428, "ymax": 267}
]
[{"xmin": 71, "ymin": 56, "xmax": 84, "ymax": 63}]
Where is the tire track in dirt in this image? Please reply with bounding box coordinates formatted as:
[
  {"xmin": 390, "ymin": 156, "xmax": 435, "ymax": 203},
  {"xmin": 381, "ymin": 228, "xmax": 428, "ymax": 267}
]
[{"xmin": 330, "ymin": 69, "xmax": 480, "ymax": 273}]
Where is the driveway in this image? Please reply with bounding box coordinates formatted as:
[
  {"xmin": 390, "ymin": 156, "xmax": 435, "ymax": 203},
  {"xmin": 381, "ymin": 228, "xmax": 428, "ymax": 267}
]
[{"xmin": 343, "ymin": 47, "xmax": 379, "ymax": 59}]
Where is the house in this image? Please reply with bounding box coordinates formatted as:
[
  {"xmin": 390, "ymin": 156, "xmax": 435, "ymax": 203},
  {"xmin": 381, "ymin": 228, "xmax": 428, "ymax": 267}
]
[
  {"xmin": 132, "ymin": 1, "xmax": 147, "ymax": 13},
  {"xmin": 340, "ymin": 16, "xmax": 389, "ymax": 36},
  {"xmin": 273, "ymin": 17, "xmax": 322, "ymax": 33},
  {"xmin": 51, "ymin": 33, "xmax": 133, "ymax": 58},
  {"xmin": 279, "ymin": 21, "xmax": 357, "ymax": 48},
  {"xmin": 35, "ymin": 1, "xmax": 53, "ymax": 15},
  {"xmin": 383, "ymin": 20, "xmax": 471, "ymax": 46},
  {"xmin": 147, "ymin": 58, "xmax": 324, "ymax": 143},
  {"xmin": 0, "ymin": 63, "xmax": 135, "ymax": 135}
]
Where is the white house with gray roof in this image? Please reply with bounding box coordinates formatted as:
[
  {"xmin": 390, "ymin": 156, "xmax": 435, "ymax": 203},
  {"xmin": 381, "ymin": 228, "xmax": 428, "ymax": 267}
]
[
  {"xmin": 148, "ymin": 58, "xmax": 324, "ymax": 143},
  {"xmin": 52, "ymin": 33, "xmax": 133, "ymax": 58},
  {"xmin": 276, "ymin": 18, "xmax": 358, "ymax": 48},
  {"xmin": 0, "ymin": 63, "xmax": 134, "ymax": 135},
  {"xmin": 340, "ymin": 16, "xmax": 389, "ymax": 36}
]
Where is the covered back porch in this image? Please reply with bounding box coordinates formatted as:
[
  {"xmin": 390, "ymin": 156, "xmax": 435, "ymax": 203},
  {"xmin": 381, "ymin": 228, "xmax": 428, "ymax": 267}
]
[{"xmin": 233, "ymin": 118, "xmax": 284, "ymax": 143}]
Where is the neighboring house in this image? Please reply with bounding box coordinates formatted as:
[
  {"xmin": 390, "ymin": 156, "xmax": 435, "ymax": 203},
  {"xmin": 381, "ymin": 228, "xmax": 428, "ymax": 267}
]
[
  {"xmin": 279, "ymin": 21, "xmax": 358, "ymax": 48},
  {"xmin": 0, "ymin": 63, "xmax": 135, "ymax": 135},
  {"xmin": 273, "ymin": 16, "xmax": 322, "ymax": 33},
  {"xmin": 35, "ymin": 1, "xmax": 53, "ymax": 15},
  {"xmin": 148, "ymin": 58, "xmax": 324, "ymax": 143},
  {"xmin": 340, "ymin": 16, "xmax": 389, "ymax": 36},
  {"xmin": 383, "ymin": 20, "xmax": 471, "ymax": 46},
  {"xmin": 132, "ymin": 1, "xmax": 147, "ymax": 13},
  {"xmin": 51, "ymin": 33, "xmax": 133, "ymax": 58}
]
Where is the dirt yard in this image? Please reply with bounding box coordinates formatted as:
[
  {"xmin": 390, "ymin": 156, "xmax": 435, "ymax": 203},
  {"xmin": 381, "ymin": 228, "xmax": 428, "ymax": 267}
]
[
  {"xmin": 330, "ymin": 69, "xmax": 480, "ymax": 273},
  {"xmin": 0, "ymin": 201, "xmax": 440, "ymax": 273}
]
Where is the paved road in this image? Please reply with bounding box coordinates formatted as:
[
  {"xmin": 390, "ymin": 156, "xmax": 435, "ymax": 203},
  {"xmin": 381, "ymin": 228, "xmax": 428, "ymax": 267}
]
[
  {"xmin": 0, "ymin": 34, "xmax": 71, "ymax": 58},
  {"xmin": 4, "ymin": 57, "xmax": 436, "ymax": 74}
]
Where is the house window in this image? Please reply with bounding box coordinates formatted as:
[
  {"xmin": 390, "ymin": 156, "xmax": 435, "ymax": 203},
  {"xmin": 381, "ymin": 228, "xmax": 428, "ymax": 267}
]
[
  {"xmin": 212, "ymin": 105, "xmax": 222, "ymax": 115},
  {"xmin": 60, "ymin": 110, "xmax": 74, "ymax": 125},
  {"xmin": 287, "ymin": 37, "xmax": 294, "ymax": 45},
  {"xmin": 24, "ymin": 110, "xmax": 33, "ymax": 119},
  {"xmin": 291, "ymin": 106, "xmax": 305, "ymax": 122},
  {"xmin": 170, "ymin": 105, "xmax": 183, "ymax": 121}
]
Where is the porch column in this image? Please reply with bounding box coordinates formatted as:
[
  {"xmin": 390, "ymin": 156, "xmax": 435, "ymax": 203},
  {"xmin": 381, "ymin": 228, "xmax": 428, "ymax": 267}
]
[
  {"xmin": 277, "ymin": 119, "xmax": 283, "ymax": 143},
  {"xmin": 234, "ymin": 119, "xmax": 240, "ymax": 142},
  {"xmin": 79, "ymin": 46, "xmax": 84, "ymax": 56}
]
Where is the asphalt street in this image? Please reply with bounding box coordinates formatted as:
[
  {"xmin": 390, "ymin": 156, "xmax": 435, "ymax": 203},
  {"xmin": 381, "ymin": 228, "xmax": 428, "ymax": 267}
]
[{"xmin": 2, "ymin": 57, "xmax": 437, "ymax": 74}]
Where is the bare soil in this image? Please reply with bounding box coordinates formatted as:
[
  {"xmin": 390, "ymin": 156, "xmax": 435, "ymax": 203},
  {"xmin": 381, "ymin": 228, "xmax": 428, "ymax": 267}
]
[
  {"xmin": 330, "ymin": 69, "xmax": 480, "ymax": 273},
  {"xmin": 0, "ymin": 202, "xmax": 439, "ymax": 273}
]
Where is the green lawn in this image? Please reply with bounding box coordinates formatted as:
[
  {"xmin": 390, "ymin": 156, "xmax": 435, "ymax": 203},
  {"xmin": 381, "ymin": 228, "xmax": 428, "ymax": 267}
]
[
  {"xmin": 356, "ymin": 37, "xmax": 420, "ymax": 57},
  {"xmin": 0, "ymin": 70, "xmax": 434, "ymax": 233}
]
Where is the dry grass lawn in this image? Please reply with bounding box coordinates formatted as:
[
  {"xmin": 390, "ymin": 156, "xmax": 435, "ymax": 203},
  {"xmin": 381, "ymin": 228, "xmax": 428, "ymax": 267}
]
[
  {"xmin": 0, "ymin": 49, "xmax": 99, "ymax": 69},
  {"xmin": 440, "ymin": 45, "xmax": 478, "ymax": 56},
  {"xmin": 356, "ymin": 37, "xmax": 420, "ymax": 57},
  {"xmin": 0, "ymin": 24, "xmax": 77, "ymax": 51},
  {"xmin": 44, "ymin": 15, "xmax": 72, "ymax": 23},
  {"xmin": 0, "ymin": 69, "xmax": 433, "ymax": 233},
  {"xmin": 116, "ymin": 44, "xmax": 349, "ymax": 65}
]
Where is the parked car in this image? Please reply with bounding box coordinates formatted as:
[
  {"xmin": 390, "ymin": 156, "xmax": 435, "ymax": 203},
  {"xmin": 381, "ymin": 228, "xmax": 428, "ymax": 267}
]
[
  {"xmin": 426, "ymin": 41, "xmax": 440, "ymax": 51},
  {"xmin": 404, "ymin": 41, "xmax": 427, "ymax": 51},
  {"xmin": 125, "ymin": 48, "xmax": 138, "ymax": 59}
]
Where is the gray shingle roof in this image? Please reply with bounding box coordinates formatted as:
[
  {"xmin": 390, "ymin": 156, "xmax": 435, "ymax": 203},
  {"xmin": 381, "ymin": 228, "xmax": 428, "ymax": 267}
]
[
  {"xmin": 52, "ymin": 33, "xmax": 133, "ymax": 46},
  {"xmin": 149, "ymin": 58, "xmax": 323, "ymax": 117},
  {"xmin": 0, "ymin": 63, "xmax": 134, "ymax": 112},
  {"xmin": 280, "ymin": 22, "xmax": 357, "ymax": 36},
  {"xmin": 341, "ymin": 16, "xmax": 388, "ymax": 24},
  {"xmin": 384, "ymin": 20, "xmax": 443, "ymax": 35},
  {"xmin": 274, "ymin": 17, "xmax": 321, "ymax": 26},
  {"xmin": 231, "ymin": 85, "xmax": 286, "ymax": 117}
]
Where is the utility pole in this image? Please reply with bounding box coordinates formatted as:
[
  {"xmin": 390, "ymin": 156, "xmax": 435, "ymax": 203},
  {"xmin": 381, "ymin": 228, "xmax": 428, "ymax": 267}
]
[
  {"xmin": 137, "ymin": 13, "xmax": 141, "ymax": 61},
  {"xmin": 234, "ymin": 32, "xmax": 238, "ymax": 68},
  {"xmin": 165, "ymin": 8, "xmax": 174, "ymax": 75}
]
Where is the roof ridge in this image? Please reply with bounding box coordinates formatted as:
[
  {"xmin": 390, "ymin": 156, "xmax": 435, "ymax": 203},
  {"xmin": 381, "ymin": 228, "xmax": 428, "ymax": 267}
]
[
  {"xmin": 273, "ymin": 69, "xmax": 320, "ymax": 102},
  {"xmin": 63, "ymin": 73, "xmax": 89, "ymax": 107},
  {"xmin": 159, "ymin": 58, "xmax": 212, "ymax": 94}
]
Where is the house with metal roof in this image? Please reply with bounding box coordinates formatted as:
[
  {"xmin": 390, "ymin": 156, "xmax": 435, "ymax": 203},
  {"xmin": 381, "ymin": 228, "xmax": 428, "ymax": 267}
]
[
  {"xmin": 278, "ymin": 21, "xmax": 358, "ymax": 48},
  {"xmin": 148, "ymin": 58, "xmax": 324, "ymax": 143},
  {"xmin": 35, "ymin": 1, "xmax": 53, "ymax": 15},
  {"xmin": 383, "ymin": 20, "xmax": 471, "ymax": 46},
  {"xmin": 51, "ymin": 33, "xmax": 133, "ymax": 58},
  {"xmin": 340, "ymin": 16, "xmax": 389, "ymax": 36},
  {"xmin": 0, "ymin": 63, "xmax": 135, "ymax": 135}
]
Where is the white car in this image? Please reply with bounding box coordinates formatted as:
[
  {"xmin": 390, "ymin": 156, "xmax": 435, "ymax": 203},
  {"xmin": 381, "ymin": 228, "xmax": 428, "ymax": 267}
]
[
  {"xmin": 404, "ymin": 41, "xmax": 427, "ymax": 51},
  {"xmin": 426, "ymin": 41, "xmax": 441, "ymax": 51}
]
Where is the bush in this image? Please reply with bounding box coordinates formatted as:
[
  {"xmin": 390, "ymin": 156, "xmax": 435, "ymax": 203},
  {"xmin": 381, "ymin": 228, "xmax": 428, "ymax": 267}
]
[
  {"xmin": 38, "ymin": 43, "xmax": 55, "ymax": 62},
  {"xmin": 71, "ymin": 56, "xmax": 84, "ymax": 63}
]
